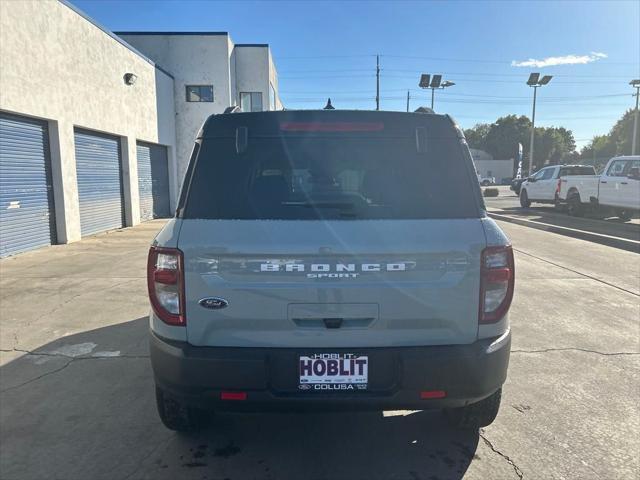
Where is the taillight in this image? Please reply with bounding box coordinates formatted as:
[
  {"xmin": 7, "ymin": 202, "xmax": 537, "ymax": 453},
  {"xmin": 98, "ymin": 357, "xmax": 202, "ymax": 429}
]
[
  {"xmin": 479, "ymin": 245, "xmax": 515, "ymax": 324},
  {"xmin": 147, "ymin": 246, "xmax": 185, "ymax": 326},
  {"xmin": 556, "ymin": 179, "xmax": 562, "ymax": 194}
]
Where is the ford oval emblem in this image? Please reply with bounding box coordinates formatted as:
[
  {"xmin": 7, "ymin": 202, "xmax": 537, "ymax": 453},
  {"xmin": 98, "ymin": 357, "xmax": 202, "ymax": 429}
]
[{"xmin": 199, "ymin": 297, "xmax": 228, "ymax": 310}]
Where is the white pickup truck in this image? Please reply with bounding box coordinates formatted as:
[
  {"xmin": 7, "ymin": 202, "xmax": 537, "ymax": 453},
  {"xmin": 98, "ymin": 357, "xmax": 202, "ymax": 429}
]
[{"xmin": 558, "ymin": 156, "xmax": 640, "ymax": 220}]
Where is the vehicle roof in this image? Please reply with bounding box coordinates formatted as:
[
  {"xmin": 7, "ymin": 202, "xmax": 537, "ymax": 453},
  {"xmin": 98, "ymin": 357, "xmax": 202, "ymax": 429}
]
[
  {"xmin": 198, "ymin": 109, "xmax": 458, "ymax": 139},
  {"xmin": 557, "ymin": 164, "xmax": 597, "ymax": 168},
  {"xmin": 609, "ymin": 155, "xmax": 640, "ymax": 161}
]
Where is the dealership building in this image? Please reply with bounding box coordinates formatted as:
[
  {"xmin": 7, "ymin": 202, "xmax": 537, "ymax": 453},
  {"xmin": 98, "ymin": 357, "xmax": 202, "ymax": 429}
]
[
  {"xmin": 470, "ymin": 149, "xmax": 516, "ymax": 183},
  {"xmin": 0, "ymin": 0, "xmax": 281, "ymax": 257}
]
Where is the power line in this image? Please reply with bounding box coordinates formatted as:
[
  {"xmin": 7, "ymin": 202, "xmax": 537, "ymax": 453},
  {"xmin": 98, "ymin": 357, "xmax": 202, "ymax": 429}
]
[
  {"xmin": 278, "ymin": 68, "xmax": 634, "ymax": 79},
  {"xmin": 275, "ymin": 52, "xmax": 638, "ymax": 66}
]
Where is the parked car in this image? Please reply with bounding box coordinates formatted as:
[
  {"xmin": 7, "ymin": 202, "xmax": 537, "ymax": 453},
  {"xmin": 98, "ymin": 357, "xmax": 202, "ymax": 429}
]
[
  {"xmin": 557, "ymin": 156, "xmax": 640, "ymax": 220},
  {"xmin": 147, "ymin": 109, "xmax": 514, "ymax": 432},
  {"xmin": 477, "ymin": 174, "xmax": 496, "ymax": 186},
  {"xmin": 519, "ymin": 164, "xmax": 596, "ymax": 208},
  {"xmin": 510, "ymin": 177, "xmax": 526, "ymax": 195}
]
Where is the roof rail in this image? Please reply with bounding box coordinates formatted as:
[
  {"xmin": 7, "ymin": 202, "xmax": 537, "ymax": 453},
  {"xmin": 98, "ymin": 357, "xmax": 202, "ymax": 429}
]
[{"xmin": 223, "ymin": 106, "xmax": 241, "ymax": 114}]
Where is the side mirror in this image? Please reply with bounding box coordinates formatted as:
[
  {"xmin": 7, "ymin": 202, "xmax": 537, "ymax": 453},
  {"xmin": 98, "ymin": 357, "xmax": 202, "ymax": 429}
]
[
  {"xmin": 628, "ymin": 167, "xmax": 640, "ymax": 180},
  {"xmin": 527, "ymin": 176, "xmax": 536, "ymax": 182}
]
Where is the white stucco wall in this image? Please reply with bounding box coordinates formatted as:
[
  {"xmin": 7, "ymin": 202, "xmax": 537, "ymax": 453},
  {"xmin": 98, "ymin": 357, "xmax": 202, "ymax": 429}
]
[
  {"xmin": 234, "ymin": 46, "xmax": 271, "ymax": 111},
  {"xmin": 0, "ymin": 0, "xmax": 176, "ymax": 242},
  {"xmin": 474, "ymin": 159, "xmax": 515, "ymax": 181},
  {"xmin": 268, "ymin": 50, "xmax": 282, "ymax": 110},
  {"xmin": 119, "ymin": 33, "xmax": 232, "ymax": 185}
]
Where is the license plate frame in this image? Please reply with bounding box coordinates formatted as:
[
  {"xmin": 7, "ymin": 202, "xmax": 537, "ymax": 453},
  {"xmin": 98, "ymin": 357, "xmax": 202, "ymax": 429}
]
[{"xmin": 298, "ymin": 353, "xmax": 368, "ymax": 391}]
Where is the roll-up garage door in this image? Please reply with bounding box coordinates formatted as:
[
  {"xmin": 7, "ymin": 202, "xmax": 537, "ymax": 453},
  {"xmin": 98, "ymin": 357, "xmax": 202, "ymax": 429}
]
[
  {"xmin": 74, "ymin": 129, "xmax": 124, "ymax": 236},
  {"xmin": 137, "ymin": 142, "xmax": 170, "ymax": 221},
  {"xmin": 0, "ymin": 112, "xmax": 56, "ymax": 258}
]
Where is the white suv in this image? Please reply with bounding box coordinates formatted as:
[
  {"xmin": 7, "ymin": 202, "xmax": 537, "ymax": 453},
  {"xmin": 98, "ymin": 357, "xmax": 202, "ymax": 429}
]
[{"xmin": 147, "ymin": 109, "xmax": 514, "ymax": 432}]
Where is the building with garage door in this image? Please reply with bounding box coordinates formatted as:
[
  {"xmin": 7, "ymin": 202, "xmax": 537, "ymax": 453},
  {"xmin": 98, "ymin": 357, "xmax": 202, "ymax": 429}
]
[{"xmin": 0, "ymin": 0, "xmax": 280, "ymax": 257}]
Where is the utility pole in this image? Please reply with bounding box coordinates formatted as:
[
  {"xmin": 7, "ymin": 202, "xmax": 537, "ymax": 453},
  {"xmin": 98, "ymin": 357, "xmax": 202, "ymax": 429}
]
[
  {"xmin": 430, "ymin": 88, "xmax": 435, "ymax": 110},
  {"xmin": 631, "ymin": 79, "xmax": 640, "ymax": 155},
  {"xmin": 406, "ymin": 90, "xmax": 410, "ymax": 112},
  {"xmin": 375, "ymin": 55, "xmax": 380, "ymax": 111}
]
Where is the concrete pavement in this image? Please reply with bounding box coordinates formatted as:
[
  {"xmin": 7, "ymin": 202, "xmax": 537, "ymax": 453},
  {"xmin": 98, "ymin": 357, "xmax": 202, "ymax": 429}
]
[{"xmin": 0, "ymin": 219, "xmax": 638, "ymax": 479}]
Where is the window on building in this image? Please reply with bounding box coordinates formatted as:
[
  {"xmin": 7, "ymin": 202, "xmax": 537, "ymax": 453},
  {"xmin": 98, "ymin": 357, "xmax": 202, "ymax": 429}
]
[
  {"xmin": 269, "ymin": 83, "xmax": 277, "ymax": 110},
  {"xmin": 240, "ymin": 92, "xmax": 263, "ymax": 112},
  {"xmin": 186, "ymin": 85, "xmax": 214, "ymax": 102}
]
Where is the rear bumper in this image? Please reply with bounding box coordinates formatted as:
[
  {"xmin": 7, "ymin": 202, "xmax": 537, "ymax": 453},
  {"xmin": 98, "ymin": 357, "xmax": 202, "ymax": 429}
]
[{"xmin": 150, "ymin": 330, "xmax": 511, "ymax": 411}]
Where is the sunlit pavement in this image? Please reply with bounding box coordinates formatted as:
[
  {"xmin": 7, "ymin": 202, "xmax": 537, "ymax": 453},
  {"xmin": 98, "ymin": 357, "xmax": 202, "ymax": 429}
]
[{"xmin": 1, "ymin": 218, "xmax": 638, "ymax": 479}]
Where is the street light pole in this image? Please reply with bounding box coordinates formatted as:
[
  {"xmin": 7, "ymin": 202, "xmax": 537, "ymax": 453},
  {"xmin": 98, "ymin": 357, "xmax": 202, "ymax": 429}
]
[
  {"xmin": 418, "ymin": 74, "xmax": 454, "ymax": 111},
  {"xmin": 631, "ymin": 79, "xmax": 640, "ymax": 155},
  {"xmin": 526, "ymin": 73, "xmax": 552, "ymax": 176},
  {"xmin": 528, "ymin": 85, "xmax": 537, "ymax": 177}
]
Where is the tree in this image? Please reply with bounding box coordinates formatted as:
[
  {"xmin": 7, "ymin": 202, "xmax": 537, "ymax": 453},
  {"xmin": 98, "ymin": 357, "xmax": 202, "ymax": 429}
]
[
  {"xmin": 608, "ymin": 109, "xmax": 636, "ymax": 155},
  {"xmin": 461, "ymin": 114, "xmax": 577, "ymax": 170},
  {"xmin": 579, "ymin": 110, "xmax": 637, "ymax": 165},
  {"xmin": 484, "ymin": 115, "xmax": 532, "ymax": 160},
  {"xmin": 464, "ymin": 123, "xmax": 490, "ymax": 150}
]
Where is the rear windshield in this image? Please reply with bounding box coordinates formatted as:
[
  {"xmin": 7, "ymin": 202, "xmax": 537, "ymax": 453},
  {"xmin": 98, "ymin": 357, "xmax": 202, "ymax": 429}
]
[
  {"xmin": 559, "ymin": 166, "xmax": 596, "ymax": 176},
  {"xmin": 181, "ymin": 132, "xmax": 480, "ymax": 220}
]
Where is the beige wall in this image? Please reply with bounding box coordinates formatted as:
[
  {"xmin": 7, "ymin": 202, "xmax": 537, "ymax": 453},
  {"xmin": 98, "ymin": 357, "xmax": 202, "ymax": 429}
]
[{"xmin": 0, "ymin": 0, "xmax": 176, "ymax": 242}]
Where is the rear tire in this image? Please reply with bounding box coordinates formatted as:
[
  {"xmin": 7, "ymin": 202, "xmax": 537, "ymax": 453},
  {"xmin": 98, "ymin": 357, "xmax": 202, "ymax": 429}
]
[
  {"xmin": 567, "ymin": 192, "xmax": 584, "ymax": 217},
  {"xmin": 617, "ymin": 210, "xmax": 632, "ymax": 221},
  {"xmin": 155, "ymin": 386, "xmax": 210, "ymax": 432},
  {"xmin": 519, "ymin": 189, "xmax": 531, "ymax": 208},
  {"xmin": 444, "ymin": 388, "xmax": 502, "ymax": 429}
]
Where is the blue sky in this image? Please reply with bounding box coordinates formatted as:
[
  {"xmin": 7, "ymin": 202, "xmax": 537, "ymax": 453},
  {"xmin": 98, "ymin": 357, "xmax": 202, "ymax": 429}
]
[{"xmin": 72, "ymin": 0, "xmax": 639, "ymax": 149}]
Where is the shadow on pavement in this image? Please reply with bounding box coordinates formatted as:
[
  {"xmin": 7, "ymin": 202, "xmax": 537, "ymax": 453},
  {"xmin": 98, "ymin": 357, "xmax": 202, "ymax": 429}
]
[{"xmin": 0, "ymin": 318, "xmax": 480, "ymax": 480}]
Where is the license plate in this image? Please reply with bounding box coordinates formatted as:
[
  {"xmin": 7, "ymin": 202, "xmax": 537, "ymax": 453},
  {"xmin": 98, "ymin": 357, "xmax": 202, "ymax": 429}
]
[{"xmin": 298, "ymin": 353, "xmax": 368, "ymax": 391}]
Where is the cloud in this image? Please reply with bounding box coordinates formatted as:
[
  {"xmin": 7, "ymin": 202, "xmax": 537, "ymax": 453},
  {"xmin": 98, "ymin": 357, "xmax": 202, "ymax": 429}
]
[{"xmin": 511, "ymin": 52, "xmax": 607, "ymax": 68}]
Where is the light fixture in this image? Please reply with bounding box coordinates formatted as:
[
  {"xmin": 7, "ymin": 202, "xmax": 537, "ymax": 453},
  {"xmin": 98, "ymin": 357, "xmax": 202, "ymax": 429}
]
[
  {"xmin": 418, "ymin": 73, "xmax": 455, "ymax": 109},
  {"xmin": 526, "ymin": 73, "xmax": 540, "ymax": 86},
  {"xmin": 539, "ymin": 75, "xmax": 553, "ymax": 85},
  {"xmin": 123, "ymin": 73, "xmax": 137, "ymax": 86}
]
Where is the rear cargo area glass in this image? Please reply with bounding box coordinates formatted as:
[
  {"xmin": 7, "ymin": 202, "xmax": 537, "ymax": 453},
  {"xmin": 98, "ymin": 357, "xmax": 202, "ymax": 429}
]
[{"xmin": 183, "ymin": 127, "xmax": 479, "ymax": 220}]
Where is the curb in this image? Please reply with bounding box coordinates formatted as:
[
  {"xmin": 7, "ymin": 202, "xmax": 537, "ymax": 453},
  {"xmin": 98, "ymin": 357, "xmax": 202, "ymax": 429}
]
[{"xmin": 488, "ymin": 212, "xmax": 640, "ymax": 254}]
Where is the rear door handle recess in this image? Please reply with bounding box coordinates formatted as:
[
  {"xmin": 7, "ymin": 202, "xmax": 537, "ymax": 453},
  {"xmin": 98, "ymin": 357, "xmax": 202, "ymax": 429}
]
[{"xmin": 323, "ymin": 318, "xmax": 343, "ymax": 329}]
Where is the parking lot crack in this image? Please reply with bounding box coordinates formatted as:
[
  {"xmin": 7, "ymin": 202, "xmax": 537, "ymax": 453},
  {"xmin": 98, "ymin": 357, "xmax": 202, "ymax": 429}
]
[
  {"xmin": 512, "ymin": 348, "xmax": 639, "ymax": 356},
  {"xmin": 480, "ymin": 432, "xmax": 524, "ymax": 479},
  {"xmin": 0, "ymin": 358, "xmax": 75, "ymax": 393},
  {"xmin": 0, "ymin": 347, "xmax": 149, "ymax": 359}
]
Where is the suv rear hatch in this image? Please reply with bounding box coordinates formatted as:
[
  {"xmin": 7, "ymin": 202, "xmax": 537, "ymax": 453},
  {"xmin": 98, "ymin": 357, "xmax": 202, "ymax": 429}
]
[{"xmin": 177, "ymin": 111, "xmax": 487, "ymax": 348}]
